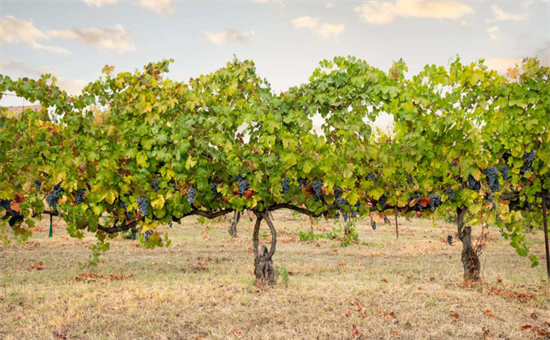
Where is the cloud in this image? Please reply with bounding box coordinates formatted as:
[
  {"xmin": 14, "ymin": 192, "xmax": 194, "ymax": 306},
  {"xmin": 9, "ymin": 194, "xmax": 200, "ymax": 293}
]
[
  {"xmin": 353, "ymin": 0, "xmax": 473, "ymax": 25},
  {"xmin": 292, "ymin": 16, "xmax": 345, "ymax": 39},
  {"xmin": 252, "ymin": 0, "xmax": 285, "ymax": 9},
  {"xmin": 203, "ymin": 29, "xmax": 255, "ymax": 45},
  {"xmin": 48, "ymin": 25, "xmax": 135, "ymax": 54},
  {"xmin": 0, "ymin": 16, "xmax": 70, "ymax": 54},
  {"xmin": 488, "ymin": 4, "xmax": 529, "ymax": 22},
  {"xmin": 83, "ymin": 0, "xmax": 118, "ymax": 8},
  {"xmin": 0, "ymin": 59, "xmax": 87, "ymax": 95},
  {"xmin": 487, "ymin": 26, "xmax": 501, "ymax": 41},
  {"xmin": 325, "ymin": 2, "xmax": 335, "ymax": 8},
  {"xmin": 137, "ymin": 0, "xmax": 175, "ymax": 15},
  {"xmin": 484, "ymin": 58, "xmax": 522, "ymax": 75}
]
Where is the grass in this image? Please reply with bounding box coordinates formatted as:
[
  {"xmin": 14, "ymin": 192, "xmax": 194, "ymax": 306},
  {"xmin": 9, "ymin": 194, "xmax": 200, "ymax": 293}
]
[{"xmin": 1, "ymin": 212, "xmax": 550, "ymax": 340}]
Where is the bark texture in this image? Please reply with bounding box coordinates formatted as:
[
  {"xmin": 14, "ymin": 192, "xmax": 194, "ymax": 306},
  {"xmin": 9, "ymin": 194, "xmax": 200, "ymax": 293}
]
[
  {"xmin": 228, "ymin": 210, "xmax": 240, "ymax": 238},
  {"xmin": 252, "ymin": 211, "xmax": 276, "ymax": 286},
  {"xmin": 457, "ymin": 207, "xmax": 480, "ymax": 281}
]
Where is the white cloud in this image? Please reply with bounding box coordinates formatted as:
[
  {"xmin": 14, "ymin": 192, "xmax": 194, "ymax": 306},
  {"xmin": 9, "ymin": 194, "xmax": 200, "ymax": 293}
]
[
  {"xmin": 203, "ymin": 29, "xmax": 255, "ymax": 45},
  {"xmin": 137, "ymin": 0, "xmax": 175, "ymax": 15},
  {"xmin": 487, "ymin": 26, "xmax": 501, "ymax": 41},
  {"xmin": 325, "ymin": 2, "xmax": 335, "ymax": 8},
  {"xmin": 48, "ymin": 25, "xmax": 135, "ymax": 54},
  {"xmin": 83, "ymin": 0, "xmax": 118, "ymax": 8},
  {"xmin": 488, "ymin": 4, "xmax": 529, "ymax": 22},
  {"xmin": 292, "ymin": 16, "xmax": 345, "ymax": 39},
  {"xmin": 484, "ymin": 58, "xmax": 521, "ymax": 75},
  {"xmin": 252, "ymin": 0, "xmax": 285, "ymax": 9},
  {"xmin": 353, "ymin": 0, "xmax": 473, "ymax": 25},
  {"xmin": 0, "ymin": 16, "xmax": 70, "ymax": 54},
  {"xmin": 0, "ymin": 59, "xmax": 87, "ymax": 95}
]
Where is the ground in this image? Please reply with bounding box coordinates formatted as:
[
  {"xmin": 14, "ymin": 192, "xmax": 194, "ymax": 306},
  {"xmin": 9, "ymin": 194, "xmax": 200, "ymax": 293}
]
[{"xmin": 1, "ymin": 212, "xmax": 550, "ymax": 340}]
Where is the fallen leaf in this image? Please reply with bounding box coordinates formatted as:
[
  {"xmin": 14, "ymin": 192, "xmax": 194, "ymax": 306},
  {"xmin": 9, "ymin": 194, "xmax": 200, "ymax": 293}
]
[
  {"xmin": 484, "ymin": 310, "xmax": 494, "ymax": 318},
  {"xmin": 231, "ymin": 329, "xmax": 243, "ymax": 336},
  {"xmin": 352, "ymin": 324, "xmax": 361, "ymax": 338}
]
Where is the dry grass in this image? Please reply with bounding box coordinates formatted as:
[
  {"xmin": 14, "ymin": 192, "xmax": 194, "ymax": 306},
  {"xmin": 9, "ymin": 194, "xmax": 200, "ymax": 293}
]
[{"xmin": 1, "ymin": 212, "xmax": 550, "ymax": 340}]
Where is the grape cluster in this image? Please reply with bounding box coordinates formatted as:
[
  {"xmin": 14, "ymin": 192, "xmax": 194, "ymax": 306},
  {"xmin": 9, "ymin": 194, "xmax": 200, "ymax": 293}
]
[
  {"xmin": 0, "ymin": 199, "xmax": 13, "ymax": 212},
  {"xmin": 371, "ymin": 220, "xmax": 377, "ymax": 230},
  {"xmin": 211, "ymin": 182, "xmax": 219, "ymax": 197},
  {"xmin": 144, "ymin": 230, "xmax": 153, "ymax": 242},
  {"xmin": 500, "ymin": 165, "xmax": 509, "ymax": 180},
  {"xmin": 520, "ymin": 150, "xmax": 536, "ymax": 174},
  {"xmin": 334, "ymin": 187, "xmax": 343, "ymax": 199},
  {"xmin": 484, "ymin": 167, "xmax": 500, "ymax": 192},
  {"xmin": 187, "ymin": 188, "xmax": 197, "ymax": 205},
  {"xmin": 298, "ymin": 178, "xmax": 307, "ymax": 189},
  {"xmin": 238, "ymin": 180, "xmax": 250, "ymax": 195},
  {"xmin": 446, "ymin": 188, "xmax": 455, "ymax": 201},
  {"xmin": 137, "ymin": 197, "xmax": 149, "ymax": 216},
  {"xmin": 428, "ymin": 194, "xmax": 442, "ymax": 211},
  {"xmin": 406, "ymin": 177, "xmax": 414, "ymax": 186},
  {"xmin": 312, "ymin": 181, "xmax": 323, "ymax": 200},
  {"xmin": 150, "ymin": 178, "xmax": 160, "ymax": 193},
  {"xmin": 378, "ymin": 195, "xmax": 389, "ymax": 210},
  {"xmin": 1, "ymin": 199, "xmax": 24, "ymax": 226},
  {"xmin": 335, "ymin": 197, "xmax": 349, "ymax": 221},
  {"xmin": 46, "ymin": 182, "xmax": 64, "ymax": 211},
  {"xmin": 233, "ymin": 171, "xmax": 245, "ymax": 183},
  {"xmin": 131, "ymin": 228, "xmax": 137, "ymax": 240},
  {"xmin": 75, "ymin": 189, "xmax": 86, "ymax": 205},
  {"xmin": 367, "ymin": 173, "xmax": 377, "ymax": 182},
  {"xmin": 34, "ymin": 180, "xmax": 42, "ymax": 193},
  {"xmin": 281, "ymin": 177, "xmax": 289, "ymax": 194},
  {"xmin": 467, "ymin": 175, "xmax": 481, "ymax": 191},
  {"xmin": 447, "ymin": 235, "xmax": 453, "ymax": 245}
]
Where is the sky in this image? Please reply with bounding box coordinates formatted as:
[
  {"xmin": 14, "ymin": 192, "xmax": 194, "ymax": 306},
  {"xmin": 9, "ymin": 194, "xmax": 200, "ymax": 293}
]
[{"xmin": 0, "ymin": 0, "xmax": 549, "ymax": 128}]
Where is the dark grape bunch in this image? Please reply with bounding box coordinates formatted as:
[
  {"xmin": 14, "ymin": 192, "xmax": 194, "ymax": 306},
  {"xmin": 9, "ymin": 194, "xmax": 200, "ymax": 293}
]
[
  {"xmin": 187, "ymin": 188, "xmax": 197, "ymax": 205},
  {"xmin": 150, "ymin": 178, "xmax": 160, "ymax": 193},
  {"xmin": 499, "ymin": 228, "xmax": 504, "ymax": 234},
  {"xmin": 131, "ymin": 228, "xmax": 137, "ymax": 240},
  {"xmin": 367, "ymin": 173, "xmax": 377, "ymax": 182},
  {"xmin": 520, "ymin": 150, "xmax": 536, "ymax": 174},
  {"xmin": 335, "ymin": 197, "xmax": 349, "ymax": 221},
  {"xmin": 334, "ymin": 187, "xmax": 343, "ymax": 199},
  {"xmin": 447, "ymin": 235, "xmax": 453, "ymax": 246},
  {"xmin": 502, "ymin": 152, "xmax": 511, "ymax": 164},
  {"xmin": 233, "ymin": 171, "xmax": 245, "ymax": 183},
  {"xmin": 377, "ymin": 195, "xmax": 388, "ymax": 210},
  {"xmin": 298, "ymin": 178, "xmax": 307, "ymax": 189},
  {"xmin": 211, "ymin": 182, "xmax": 219, "ymax": 197},
  {"xmin": 34, "ymin": 180, "xmax": 42, "ymax": 193},
  {"xmin": 46, "ymin": 182, "xmax": 64, "ymax": 211},
  {"xmin": 467, "ymin": 175, "xmax": 481, "ymax": 191},
  {"xmin": 371, "ymin": 220, "xmax": 377, "ymax": 230},
  {"xmin": 484, "ymin": 167, "xmax": 500, "ymax": 192},
  {"xmin": 144, "ymin": 229, "xmax": 153, "ymax": 242},
  {"xmin": 428, "ymin": 194, "xmax": 442, "ymax": 211},
  {"xmin": 0, "ymin": 199, "xmax": 23, "ymax": 226},
  {"xmin": 238, "ymin": 180, "xmax": 250, "ymax": 195},
  {"xmin": 312, "ymin": 181, "xmax": 323, "ymax": 200},
  {"xmin": 446, "ymin": 187, "xmax": 455, "ymax": 201},
  {"xmin": 75, "ymin": 189, "xmax": 86, "ymax": 205},
  {"xmin": 137, "ymin": 197, "xmax": 149, "ymax": 216},
  {"xmin": 500, "ymin": 165, "xmax": 509, "ymax": 180},
  {"xmin": 281, "ymin": 177, "xmax": 289, "ymax": 194},
  {"xmin": 406, "ymin": 177, "xmax": 414, "ymax": 186}
]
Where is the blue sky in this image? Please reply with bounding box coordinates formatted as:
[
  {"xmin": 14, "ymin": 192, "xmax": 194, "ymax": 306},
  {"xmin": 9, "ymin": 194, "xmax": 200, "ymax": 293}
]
[{"xmin": 1, "ymin": 0, "xmax": 549, "ymax": 116}]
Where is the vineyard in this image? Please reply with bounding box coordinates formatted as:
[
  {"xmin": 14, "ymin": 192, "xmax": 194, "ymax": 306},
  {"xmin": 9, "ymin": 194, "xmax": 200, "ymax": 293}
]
[{"xmin": 0, "ymin": 56, "xmax": 549, "ymax": 339}]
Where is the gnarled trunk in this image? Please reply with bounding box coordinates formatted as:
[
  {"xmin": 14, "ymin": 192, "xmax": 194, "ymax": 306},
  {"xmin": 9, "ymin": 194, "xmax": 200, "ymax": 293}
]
[
  {"xmin": 228, "ymin": 210, "xmax": 240, "ymax": 238},
  {"xmin": 252, "ymin": 211, "xmax": 276, "ymax": 286},
  {"xmin": 457, "ymin": 207, "xmax": 480, "ymax": 281}
]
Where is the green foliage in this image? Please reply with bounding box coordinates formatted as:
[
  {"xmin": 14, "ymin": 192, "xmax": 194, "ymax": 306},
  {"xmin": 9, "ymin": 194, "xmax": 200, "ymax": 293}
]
[
  {"xmin": 79, "ymin": 240, "xmax": 110, "ymax": 269},
  {"xmin": 0, "ymin": 55, "xmax": 548, "ymax": 268},
  {"xmin": 275, "ymin": 263, "xmax": 289, "ymax": 285}
]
